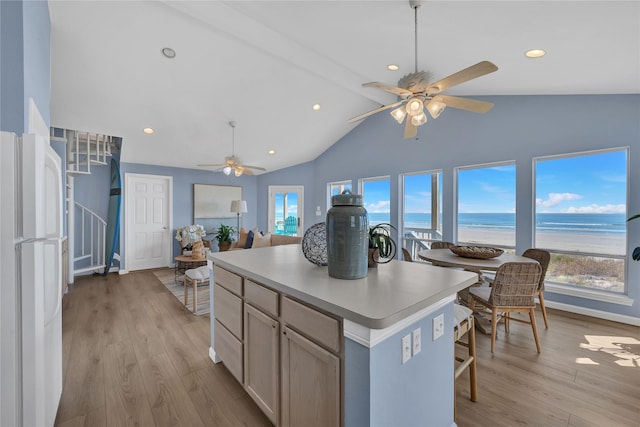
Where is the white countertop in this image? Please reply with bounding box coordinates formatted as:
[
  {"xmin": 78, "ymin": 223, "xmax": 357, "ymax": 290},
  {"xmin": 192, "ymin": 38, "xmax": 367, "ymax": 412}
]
[{"xmin": 209, "ymin": 245, "xmax": 477, "ymax": 329}]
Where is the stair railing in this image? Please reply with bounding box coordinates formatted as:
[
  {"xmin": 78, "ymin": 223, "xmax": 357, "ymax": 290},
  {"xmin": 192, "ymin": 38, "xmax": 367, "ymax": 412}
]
[{"xmin": 73, "ymin": 201, "xmax": 107, "ymax": 275}]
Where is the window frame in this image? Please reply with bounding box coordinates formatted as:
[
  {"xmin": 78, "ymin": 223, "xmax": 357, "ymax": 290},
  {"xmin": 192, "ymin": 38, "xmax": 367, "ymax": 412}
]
[
  {"xmin": 359, "ymin": 175, "xmax": 391, "ymax": 226},
  {"xmin": 400, "ymin": 169, "xmax": 443, "ymax": 258},
  {"xmin": 327, "ymin": 180, "xmax": 352, "ymax": 210},
  {"xmin": 532, "ymin": 147, "xmax": 629, "ymax": 295},
  {"xmin": 454, "ymin": 160, "xmax": 517, "ymax": 249}
]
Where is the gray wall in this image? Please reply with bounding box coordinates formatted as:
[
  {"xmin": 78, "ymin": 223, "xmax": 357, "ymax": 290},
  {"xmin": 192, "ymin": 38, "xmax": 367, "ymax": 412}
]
[{"xmin": 257, "ymin": 94, "xmax": 640, "ymax": 320}]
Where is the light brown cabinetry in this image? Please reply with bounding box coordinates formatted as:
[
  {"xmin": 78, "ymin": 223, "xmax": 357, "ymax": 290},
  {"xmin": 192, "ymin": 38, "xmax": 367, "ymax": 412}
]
[
  {"xmin": 281, "ymin": 325, "xmax": 340, "ymax": 427},
  {"xmin": 244, "ymin": 304, "xmax": 279, "ymax": 424},
  {"xmin": 213, "ymin": 265, "xmax": 342, "ymax": 427}
]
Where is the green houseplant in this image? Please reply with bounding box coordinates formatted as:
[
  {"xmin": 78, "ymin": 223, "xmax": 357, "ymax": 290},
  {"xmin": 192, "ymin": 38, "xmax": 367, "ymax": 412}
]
[
  {"xmin": 627, "ymin": 215, "xmax": 640, "ymax": 260},
  {"xmin": 368, "ymin": 223, "xmax": 397, "ymax": 266},
  {"xmin": 215, "ymin": 224, "xmax": 236, "ymax": 252}
]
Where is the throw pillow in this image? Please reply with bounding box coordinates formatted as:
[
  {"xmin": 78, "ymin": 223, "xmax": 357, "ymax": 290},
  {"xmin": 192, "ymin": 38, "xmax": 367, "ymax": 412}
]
[
  {"xmin": 252, "ymin": 232, "xmax": 272, "ymax": 248},
  {"xmin": 237, "ymin": 227, "xmax": 248, "ymax": 248},
  {"xmin": 244, "ymin": 230, "xmax": 255, "ymax": 249}
]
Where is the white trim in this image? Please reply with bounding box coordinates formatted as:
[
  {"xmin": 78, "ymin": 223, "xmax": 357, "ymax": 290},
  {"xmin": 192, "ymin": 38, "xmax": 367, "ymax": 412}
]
[
  {"xmin": 545, "ymin": 283, "xmax": 634, "ymax": 306},
  {"xmin": 118, "ymin": 269, "xmax": 129, "ymax": 275},
  {"xmin": 543, "ymin": 300, "xmax": 640, "ymax": 326},
  {"xmin": 209, "ymin": 346, "xmax": 222, "ymax": 364},
  {"xmin": 344, "ymin": 295, "xmax": 456, "ymax": 348}
]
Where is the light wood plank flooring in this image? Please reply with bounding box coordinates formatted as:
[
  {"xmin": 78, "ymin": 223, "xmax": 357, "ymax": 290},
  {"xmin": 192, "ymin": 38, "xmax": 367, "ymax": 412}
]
[{"xmin": 55, "ymin": 270, "xmax": 640, "ymax": 427}]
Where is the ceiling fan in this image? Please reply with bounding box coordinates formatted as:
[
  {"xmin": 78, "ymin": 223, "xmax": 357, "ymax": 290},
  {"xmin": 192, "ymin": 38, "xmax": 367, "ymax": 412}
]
[
  {"xmin": 198, "ymin": 121, "xmax": 266, "ymax": 176},
  {"xmin": 349, "ymin": 0, "xmax": 499, "ymax": 139}
]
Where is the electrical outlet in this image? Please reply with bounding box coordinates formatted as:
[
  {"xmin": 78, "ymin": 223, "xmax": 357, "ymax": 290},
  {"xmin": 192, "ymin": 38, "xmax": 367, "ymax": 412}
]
[
  {"xmin": 412, "ymin": 328, "xmax": 421, "ymax": 356},
  {"xmin": 433, "ymin": 313, "xmax": 444, "ymax": 341},
  {"xmin": 402, "ymin": 334, "xmax": 412, "ymax": 364}
]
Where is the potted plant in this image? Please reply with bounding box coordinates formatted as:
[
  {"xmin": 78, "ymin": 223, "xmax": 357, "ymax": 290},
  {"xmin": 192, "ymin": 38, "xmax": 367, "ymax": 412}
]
[
  {"xmin": 215, "ymin": 224, "xmax": 236, "ymax": 252},
  {"xmin": 368, "ymin": 223, "xmax": 397, "ymax": 267}
]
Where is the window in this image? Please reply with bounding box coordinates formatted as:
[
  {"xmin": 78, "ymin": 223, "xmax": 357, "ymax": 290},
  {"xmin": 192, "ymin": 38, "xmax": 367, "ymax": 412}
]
[
  {"xmin": 401, "ymin": 171, "xmax": 442, "ymax": 257},
  {"xmin": 268, "ymin": 186, "xmax": 304, "ymax": 236},
  {"xmin": 456, "ymin": 162, "xmax": 516, "ymax": 248},
  {"xmin": 327, "ymin": 180, "xmax": 352, "ymax": 209},
  {"xmin": 534, "ymin": 149, "xmax": 627, "ymax": 292},
  {"xmin": 360, "ymin": 176, "xmax": 390, "ymax": 226}
]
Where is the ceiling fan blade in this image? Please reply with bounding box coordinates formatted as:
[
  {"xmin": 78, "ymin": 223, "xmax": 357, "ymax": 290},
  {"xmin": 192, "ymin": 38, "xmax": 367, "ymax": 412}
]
[
  {"xmin": 242, "ymin": 165, "xmax": 267, "ymax": 171},
  {"xmin": 363, "ymin": 82, "xmax": 414, "ymax": 98},
  {"xmin": 197, "ymin": 163, "xmax": 226, "ymax": 167},
  {"xmin": 425, "ymin": 61, "xmax": 498, "ymax": 94},
  {"xmin": 241, "ymin": 168, "xmax": 254, "ymax": 176},
  {"xmin": 403, "ymin": 119, "xmax": 418, "ymax": 139},
  {"xmin": 348, "ymin": 100, "xmax": 405, "ymax": 123},
  {"xmin": 436, "ymin": 95, "xmax": 495, "ymax": 114}
]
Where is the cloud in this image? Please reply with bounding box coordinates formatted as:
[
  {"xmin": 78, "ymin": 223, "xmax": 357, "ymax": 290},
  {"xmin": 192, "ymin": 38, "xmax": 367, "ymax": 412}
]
[
  {"xmin": 561, "ymin": 204, "xmax": 626, "ymax": 214},
  {"xmin": 536, "ymin": 192, "xmax": 582, "ymax": 208},
  {"xmin": 366, "ymin": 200, "xmax": 391, "ymax": 213}
]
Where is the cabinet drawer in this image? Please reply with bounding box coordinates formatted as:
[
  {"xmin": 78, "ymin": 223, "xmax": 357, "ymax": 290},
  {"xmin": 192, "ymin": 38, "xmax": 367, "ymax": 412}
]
[
  {"xmin": 214, "ymin": 319, "xmax": 243, "ymax": 383},
  {"xmin": 214, "ymin": 265, "xmax": 243, "ymax": 296},
  {"xmin": 281, "ymin": 297, "xmax": 341, "ymax": 353},
  {"xmin": 245, "ymin": 280, "xmax": 279, "ymax": 317},
  {"xmin": 214, "ymin": 284, "xmax": 243, "ymax": 339}
]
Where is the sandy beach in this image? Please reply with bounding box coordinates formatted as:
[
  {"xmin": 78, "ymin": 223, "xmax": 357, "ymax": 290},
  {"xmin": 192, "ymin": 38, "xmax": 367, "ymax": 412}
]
[{"xmin": 458, "ymin": 228, "xmax": 625, "ymax": 256}]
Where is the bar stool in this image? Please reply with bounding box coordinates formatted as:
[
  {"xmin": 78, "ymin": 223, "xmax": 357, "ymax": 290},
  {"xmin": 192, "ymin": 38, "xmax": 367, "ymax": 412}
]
[
  {"xmin": 453, "ymin": 303, "xmax": 478, "ymax": 419},
  {"xmin": 183, "ymin": 265, "xmax": 210, "ymax": 313}
]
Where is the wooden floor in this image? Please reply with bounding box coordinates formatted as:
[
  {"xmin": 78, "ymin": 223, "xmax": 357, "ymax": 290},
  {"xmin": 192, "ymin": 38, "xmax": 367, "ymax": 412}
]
[{"xmin": 55, "ymin": 270, "xmax": 640, "ymax": 427}]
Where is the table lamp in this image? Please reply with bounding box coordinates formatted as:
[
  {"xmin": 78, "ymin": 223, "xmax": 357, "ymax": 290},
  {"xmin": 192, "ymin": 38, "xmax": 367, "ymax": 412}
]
[{"xmin": 230, "ymin": 200, "xmax": 248, "ymax": 236}]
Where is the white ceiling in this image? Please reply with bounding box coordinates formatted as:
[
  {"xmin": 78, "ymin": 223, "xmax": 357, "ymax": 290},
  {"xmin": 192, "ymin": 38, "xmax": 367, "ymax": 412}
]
[{"xmin": 49, "ymin": 1, "xmax": 640, "ymax": 174}]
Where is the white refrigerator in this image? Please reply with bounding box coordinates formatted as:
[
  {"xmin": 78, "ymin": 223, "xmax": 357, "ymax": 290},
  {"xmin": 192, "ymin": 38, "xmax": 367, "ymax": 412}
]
[{"xmin": 1, "ymin": 131, "xmax": 64, "ymax": 427}]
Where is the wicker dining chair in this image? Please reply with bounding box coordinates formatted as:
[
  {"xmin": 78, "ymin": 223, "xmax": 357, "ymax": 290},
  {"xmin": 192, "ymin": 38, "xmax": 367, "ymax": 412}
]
[
  {"xmin": 468, "ymin": 262, "xmax": 542, "ymax": 353},
  {"xmin": 401, "ymin": 247, "xmax": 413, "ymax": 262},
  {"xmin": 430, "ymin": 241, "xmax": 454, "ymax": 249},
  {"xmin": 522, "ymin": 248, "xmax": 551, "ymax": 329}
]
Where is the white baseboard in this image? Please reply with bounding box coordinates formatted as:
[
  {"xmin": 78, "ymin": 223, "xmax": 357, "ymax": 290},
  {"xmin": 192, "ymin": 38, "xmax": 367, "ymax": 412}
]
[
  {"xmin": 209, "ymin": 346, "xmax": 221, "ymax": 364},
  {"xmin": 118, "ymin": 269, "xmax": 129, "ymax": 275},
  {"xmin": 544, "ymin": 300, "xmax": 640, "ymax": 326}
]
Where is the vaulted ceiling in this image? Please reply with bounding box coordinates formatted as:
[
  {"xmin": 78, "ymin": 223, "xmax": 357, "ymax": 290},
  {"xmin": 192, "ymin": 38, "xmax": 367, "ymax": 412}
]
[{"xmin": 49, "ymin": 1, "xmax": 640, "ymax": 174}]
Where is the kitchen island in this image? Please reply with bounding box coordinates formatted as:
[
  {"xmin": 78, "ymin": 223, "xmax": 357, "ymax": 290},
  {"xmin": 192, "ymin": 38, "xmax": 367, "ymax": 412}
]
[{"xmin": 207, "ymin": 244, "xmax": 477, "ymax": 427}]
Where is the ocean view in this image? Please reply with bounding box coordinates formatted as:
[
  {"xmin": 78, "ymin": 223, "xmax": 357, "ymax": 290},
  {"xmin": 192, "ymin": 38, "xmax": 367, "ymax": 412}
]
[
  {"xmin": 368, "ymin": 212, "xmax": 626, "ymax": 256},
  {"xmin": 371, "ymin": 212, "xmax": 626, "ymax": 233}
]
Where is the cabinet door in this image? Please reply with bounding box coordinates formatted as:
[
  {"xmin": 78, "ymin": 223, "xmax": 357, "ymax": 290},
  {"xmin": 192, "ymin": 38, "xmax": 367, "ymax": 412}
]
[
  {"xmin": 281, "ymin": 326, "xmax": 340, "ymax": 427},
  {"xmin": 244, "ymin": 304, "xmax": 279, "ymax": 425}
]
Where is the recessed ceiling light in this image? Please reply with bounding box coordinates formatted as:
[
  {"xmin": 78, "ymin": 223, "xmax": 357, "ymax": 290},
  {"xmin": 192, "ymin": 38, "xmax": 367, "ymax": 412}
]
[
  {"xmin": 268, "ymin": 149, "xmax": 276, "ymax": 155},
  {"xmin": 312, "ymin": 104, "xmax": 321, "ymax": 111},
  {"xmin": 143, "ymin": 127, "xmax": 154, "ymax": 134},
  {"xmin": 387, "ymin": 64, "xmax": 399, "ymax": 71},
  {"xmin": 525, "ymin": 49, "xmax": 546, "ymax": 58},
  {"xmin": 161, "ymin": 47, "xmax": 176, "ymax": 59}
]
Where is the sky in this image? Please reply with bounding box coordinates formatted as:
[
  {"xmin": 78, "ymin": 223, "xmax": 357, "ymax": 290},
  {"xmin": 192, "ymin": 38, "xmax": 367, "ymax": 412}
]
[{"xmin": 359, "ymin": 149, "xmax": 627, "ymax": 215}]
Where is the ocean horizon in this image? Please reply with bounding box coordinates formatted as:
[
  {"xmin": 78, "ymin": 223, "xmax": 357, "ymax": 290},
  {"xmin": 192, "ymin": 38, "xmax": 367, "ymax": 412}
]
[{"xmin": 367, "ymin": 212, "xmax": 626, "ymax": 235}]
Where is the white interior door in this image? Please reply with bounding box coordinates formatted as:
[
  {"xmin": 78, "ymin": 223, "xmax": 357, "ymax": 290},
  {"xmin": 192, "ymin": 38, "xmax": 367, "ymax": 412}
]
[
  {"xmin": 125, "ymin": 174, "xmax": 172, "ymax": 271},
  {"xmin": 268, "ymin": 186, "xmax": 303, "ymax": 236}
]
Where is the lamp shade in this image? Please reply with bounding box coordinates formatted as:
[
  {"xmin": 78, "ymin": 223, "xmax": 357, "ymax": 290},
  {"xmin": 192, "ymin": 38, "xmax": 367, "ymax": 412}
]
[{"xmin": 230, "ymin": 200, "xmax": 248, "ymax": 213}]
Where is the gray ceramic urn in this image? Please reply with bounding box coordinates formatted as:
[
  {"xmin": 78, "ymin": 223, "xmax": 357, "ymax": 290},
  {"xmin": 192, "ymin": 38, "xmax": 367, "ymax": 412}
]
[{"xmin": 326, "ymin": 190, "xmax": 369, "ymax": 279}]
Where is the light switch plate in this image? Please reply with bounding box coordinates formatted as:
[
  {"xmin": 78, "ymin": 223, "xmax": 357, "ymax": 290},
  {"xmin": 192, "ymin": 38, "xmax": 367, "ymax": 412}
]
[{"xmin": 402, "ymin": 334, "xmax": 412, "ymax": 364}]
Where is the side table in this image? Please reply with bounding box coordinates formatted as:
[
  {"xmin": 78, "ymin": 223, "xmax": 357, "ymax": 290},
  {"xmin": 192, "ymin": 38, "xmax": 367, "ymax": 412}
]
[{"xmin": 174, "ymin": 255, "xmax": 207, "ymax": 284}]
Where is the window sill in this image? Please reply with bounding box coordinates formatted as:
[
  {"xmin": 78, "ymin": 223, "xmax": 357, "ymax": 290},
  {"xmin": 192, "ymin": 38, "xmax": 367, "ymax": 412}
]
[{"xmin": 545, "ymin": 282, "xmax": 634, "ymax": 306}]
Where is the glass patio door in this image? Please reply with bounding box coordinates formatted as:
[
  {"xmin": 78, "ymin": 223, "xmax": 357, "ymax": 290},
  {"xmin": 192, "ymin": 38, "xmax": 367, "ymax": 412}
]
[{"xmin": 268, "ymin": 186, "xmax": 304, "ymax": 236}]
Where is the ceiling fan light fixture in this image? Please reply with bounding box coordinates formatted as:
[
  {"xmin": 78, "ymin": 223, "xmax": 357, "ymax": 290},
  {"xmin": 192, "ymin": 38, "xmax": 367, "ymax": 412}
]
[
  {"xmin": 406, "ymin": 98, "xmax": 423, "ymax": 116},
  {"xmin": 234, "ymin": 168, "xmax": 243, "ymax": 177},
  {"xmin": 411, "ymin": 112, "xmax": 427, "ymax": 126},
  {"xmin": 223, "ymin": 166, "xmax": 232, "ymax": 175},
  {"xmin": 426, "ymin": 99, "xmax": 446, "ymax": 119},
  {"xmin": 390, "ymin": 107, "xmax": 407, "ymax": 124}
]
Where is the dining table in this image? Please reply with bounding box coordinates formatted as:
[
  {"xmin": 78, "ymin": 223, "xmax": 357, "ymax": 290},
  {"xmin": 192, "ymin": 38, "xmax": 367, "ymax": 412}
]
[{"xmin": 417, "ymin": 248, "xmax": 540, "ymax": 333}]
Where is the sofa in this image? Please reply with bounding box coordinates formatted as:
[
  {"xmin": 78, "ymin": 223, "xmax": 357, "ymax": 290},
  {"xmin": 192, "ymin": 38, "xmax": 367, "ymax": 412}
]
[{"xmin": 229, "ymin": 227, "xmax": 302, "ymax": 250}]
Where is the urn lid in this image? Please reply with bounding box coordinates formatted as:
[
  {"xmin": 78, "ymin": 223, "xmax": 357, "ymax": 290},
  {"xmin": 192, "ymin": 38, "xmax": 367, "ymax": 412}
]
[{"xmin": 331, "ymin": 190, "xmax": 363, "ymax": 207}]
